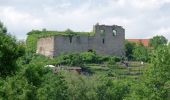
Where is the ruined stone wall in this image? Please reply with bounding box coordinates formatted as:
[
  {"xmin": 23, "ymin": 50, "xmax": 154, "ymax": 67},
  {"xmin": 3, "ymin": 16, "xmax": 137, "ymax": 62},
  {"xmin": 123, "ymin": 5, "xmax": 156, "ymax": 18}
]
[
  {"xmin": 92, "ymin": 25, "xmax": 125, "ymax": 56},
  {"xmin": 53, "ymin": 35, "xmax": 91, "ymax": 56},
  {"xmin": 36, "ymin": 37, "xmax": 55, "ymax": 57},
  {"xmin": 36, "ymin": 24, "xmax": 125, "ymax": 57}
]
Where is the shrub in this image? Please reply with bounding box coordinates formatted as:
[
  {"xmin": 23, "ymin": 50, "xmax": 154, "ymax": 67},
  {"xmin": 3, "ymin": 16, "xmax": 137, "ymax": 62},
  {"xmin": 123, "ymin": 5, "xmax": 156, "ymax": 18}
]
[
  {"xmin": 96, "ymin": 79, "xmax": 131, "ymax": 100},
  {"xmin": 55, "ymin": 53, "xmax": 84, "ymax": 67},
  {"xmin": 0, "ymin": 22, "xmax": 25, "ymax": 77},
  {"xmin": 81, "ymin": 52, "xmax": 98, "ymax": 63},
  {"xmin": 107, "ymin": 57, "xmax": 116, "ymax": 65}
]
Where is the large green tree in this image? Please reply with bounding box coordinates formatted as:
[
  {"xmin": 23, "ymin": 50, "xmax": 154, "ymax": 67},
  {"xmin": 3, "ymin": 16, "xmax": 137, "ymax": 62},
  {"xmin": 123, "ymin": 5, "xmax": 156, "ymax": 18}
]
[
  {"xmin": 149, "ymin": 35, "xmax": 168, "ymax": 49},
  {"xmin": 97, "ymin": 79, "xmax": 131, "ymax": 100},
  {"xmin": 0, "ymin": 62, "xmax": 69, "ymax": 100},
  {"xmin": 0, "ymin": 22, "xmax": 24, "ymax": 77},
  {"xmin": 0, "ymin": 74, "xmax": 36, "ymax": 100},
  {"xmin": 144, "ymin": 45, "xmax": 170, "ymax": 99},
  {"xmin": 127, "ymin": 45, "xmax": 170, "ymax": 100},
  {"xmin": 133, "ymin": 43, "xmax": 149, "ymax": 62},
  {"xmin": 125, "ymin": 41, "xmax": 136, "ymax": 60}
]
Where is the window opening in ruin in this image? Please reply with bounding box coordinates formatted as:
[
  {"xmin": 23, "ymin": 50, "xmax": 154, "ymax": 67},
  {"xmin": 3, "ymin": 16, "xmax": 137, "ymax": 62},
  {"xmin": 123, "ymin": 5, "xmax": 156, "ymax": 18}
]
[
  {"xmin": 102, "ymin": 38, "xmax": 105, "ymax": 44},
  {"xmin": 112, "ymin": 30, "xmax": 117, "ymax": 36},
  {"xmin": 100, "ymin": 29, "xmax": 104, "ymax": 33},
  {"xmin": 100, "ymin": 29, "xmax": 105, "ymax": 36},
  {"xmin": 69, "ymin": 36, "xmax": 72, "ymax": 43}
]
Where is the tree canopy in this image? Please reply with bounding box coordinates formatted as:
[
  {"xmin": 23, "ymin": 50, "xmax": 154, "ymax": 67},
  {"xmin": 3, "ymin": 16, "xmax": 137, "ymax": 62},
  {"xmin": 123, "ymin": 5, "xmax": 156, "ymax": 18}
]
[
  {"xmin": 149, "ymin": 35, "xmax": 168, "ymax": 48},
  {"xmin": 0, "ymin": 22, "xmax": 25, "ymax": 77}
]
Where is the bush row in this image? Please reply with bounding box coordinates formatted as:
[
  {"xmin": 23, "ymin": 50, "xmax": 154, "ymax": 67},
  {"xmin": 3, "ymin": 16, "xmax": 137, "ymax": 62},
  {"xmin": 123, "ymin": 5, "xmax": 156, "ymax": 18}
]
[{"xmin": 53, "ymin": 52, "xmax": 121, "ymax": 67}]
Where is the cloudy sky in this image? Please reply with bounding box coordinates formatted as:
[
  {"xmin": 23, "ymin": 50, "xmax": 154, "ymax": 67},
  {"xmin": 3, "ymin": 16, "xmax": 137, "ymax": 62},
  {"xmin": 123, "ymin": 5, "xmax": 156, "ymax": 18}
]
[{"xmin": 0, "ymin": 0, "xmax": 170, "ymax": 40}]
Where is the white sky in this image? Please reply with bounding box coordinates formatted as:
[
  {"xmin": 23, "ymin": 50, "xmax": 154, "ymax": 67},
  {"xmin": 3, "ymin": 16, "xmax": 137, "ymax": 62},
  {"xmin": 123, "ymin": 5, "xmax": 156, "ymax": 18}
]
[{"xmin": 0, "ymin": 0, "xmax": 170, "ymax": 40}]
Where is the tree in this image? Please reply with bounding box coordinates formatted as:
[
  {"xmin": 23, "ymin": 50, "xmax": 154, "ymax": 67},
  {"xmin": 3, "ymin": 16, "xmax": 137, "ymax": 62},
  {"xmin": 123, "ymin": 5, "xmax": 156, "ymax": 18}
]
[
  {"xmin": 0, "ymin": 75, "xmax": 36, "ymax": 100},
  {"xmin": 127, "ymin": 45, "xmax": 170, "ymax": 100},
  {"xmin": 0, "ymin": 21, "xmax": 7, "ymax": 33},
  {"xmin": 0, "ymin": 21, "xmax": 25, "ymax": 77},
  {"xmin": 56, "ymin": 53, "xmax": 84, "ymax": 67},
  {"xmin": 37, "ymin": 72, "xmax": 69, "ymax": 100},
  {"xmin": 133, "ymin": 43, "xmax": 149, "ymax": 62},
  {"xmin": 65, "ymin": 29, "xmax": 75, "ymax": 36},
  {"xmin": 149, "ymin": 35, "xmax": 168, "ymax": 49},
  {"xmin": 144, "ymin": 45, "xmax": 170, "ymax": 99},
  {"xmin": 81, "ymin": 52, "xmax": 97, "ymax": 63},
  {"xmin": 96, "ymin": 79, "xmax": 131, "ymax": 100},
  {"xmin": 63, "ymin": 71, "xmax": 100, "ymax": 100},
  {"xmin": 0, "ymin": 62, "xmax": 69, "ymax": 100},
  {"xmin": 125, "ymin": 41, "xmax": 136, "ymax": 60}
]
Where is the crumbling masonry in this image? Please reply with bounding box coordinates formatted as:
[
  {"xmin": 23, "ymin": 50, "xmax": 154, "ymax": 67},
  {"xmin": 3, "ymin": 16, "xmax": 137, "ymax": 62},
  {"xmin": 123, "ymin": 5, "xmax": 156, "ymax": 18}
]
[{"xmin": 36, "ymin": 24, "xmax": 125, "ymax": 57}]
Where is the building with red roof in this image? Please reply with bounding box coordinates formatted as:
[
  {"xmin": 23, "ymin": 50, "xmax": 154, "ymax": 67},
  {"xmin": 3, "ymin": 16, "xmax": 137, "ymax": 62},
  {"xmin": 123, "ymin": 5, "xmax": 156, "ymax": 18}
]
[{"xmin": 127, "ymin": 39, "xmax": 150, "ymax": 47}]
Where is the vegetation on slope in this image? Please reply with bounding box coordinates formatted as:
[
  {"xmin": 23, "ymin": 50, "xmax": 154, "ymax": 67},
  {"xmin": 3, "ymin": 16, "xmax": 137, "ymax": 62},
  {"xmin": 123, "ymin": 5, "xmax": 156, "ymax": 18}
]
[{"xmin": 0, "ymin": 21, "xmax": 170, "ymax": 99}]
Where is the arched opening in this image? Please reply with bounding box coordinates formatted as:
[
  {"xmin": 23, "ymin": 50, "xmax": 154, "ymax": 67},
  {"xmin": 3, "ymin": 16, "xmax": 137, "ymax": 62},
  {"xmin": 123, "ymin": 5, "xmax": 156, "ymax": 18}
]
[
  {"xmin": 100, "ymin": 29, "xmax": 105, "ymax": 36},
  {"xmin": 112, "ymin": 30, "xmax": 117, "ymax": 36},
  {"xmin": 69, "ymin": 36, "xmax": 72, "ymax": 43}
]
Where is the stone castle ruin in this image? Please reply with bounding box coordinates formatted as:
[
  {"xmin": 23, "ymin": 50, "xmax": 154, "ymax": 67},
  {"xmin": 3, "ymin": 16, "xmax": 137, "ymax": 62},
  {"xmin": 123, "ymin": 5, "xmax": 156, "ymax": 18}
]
[{"xmin": 36, "ymin": 24, "xmax": 125, "ymax": 57}]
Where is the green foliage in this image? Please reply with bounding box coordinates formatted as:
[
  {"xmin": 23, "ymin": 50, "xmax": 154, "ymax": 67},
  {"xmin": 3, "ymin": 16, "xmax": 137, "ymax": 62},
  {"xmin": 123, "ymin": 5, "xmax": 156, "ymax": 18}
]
[
  {"xmin": 0, "ymin": 62, "xmax": 69, "ymax": 100},
  {"xmin": 26, "ymin": 33, "xmax": 38, "ymax": 53},
  {"xmin": 17, "ymin": 52, "xmax": 55, "ymax": 67},
  {"xmin": 29, "ymin": 54, "xmax": 53, "ymax": 65},
  {"xmin": 125, "ymin": 82, "xmax": 148, "ymax": 100},
  {"xmin": 63, "ymin": 71, "xmax": 101, "ymax": 100},
  {"xmin": 17, "ymin": 52, "xmax": 35, "ymax": 65},
  {"xmin": 0, "ymin": 22, "xmax": 7, "ymax": 33},
  {"xmin": 127, "ymin": 45, "xmax": 170, "ymax": 100},
  {"xmin": 125, "ymin": 41, "xmax": 150, "ymax": 62},
  {"xmin": 81, "ymin": 52, "xmax": 99, "ymax": 63},
  {"xmin": 0, "ymin": 22, "xmax": 25, "ymax": 77},
  {"xmin": 96, "ymin": 79, "xmax": 131, "ymax": 100},
  {"xmin": 37, "ymin": 73, "xmax": 68, "ymax": 100},
  {"xmin": 65, "ymin": 29, "xmax": 75, "ymax": 36},
  {"xmin": 23, "ymin": 64, "xmax": 44, "ymax": 86},
  {"xmin": 125, "ymin": 41, "xmax": 136, "ymax": 60},
  {"xmin": 149, "ymin": 35, "xmax": 168, "ymax": 49},
  {"xmin": 23, "ymin": 63, "xmax": 69, "ymax": 100},
  {"xmin": 53, "ymin": 52, "xmax": 121, "ymax": 68},
  {"xmin": 133, "ymin": 44, "xmax": 149, "ymax": 62},
  {"xmin": 0, "ymin": 75, "xmax": 36, "ymax": 100},
  {"xmin": 108, "ymin": 56, "xmax": 121, "ymax": 65},
  {"xmin": 55, "ymin": 53, "xmax": 84, "ymax": 67},
  {"xmin": 143, "ymin": 45, "xmax": 170, "ymax": 99},
  {"xmin": 81, "ymin": 52, "xmax": 116, "ymax": 64}
]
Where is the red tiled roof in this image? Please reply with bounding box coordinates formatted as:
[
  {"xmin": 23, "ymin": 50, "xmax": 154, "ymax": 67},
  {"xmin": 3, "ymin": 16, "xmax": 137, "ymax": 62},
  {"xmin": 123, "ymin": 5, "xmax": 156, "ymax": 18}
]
[{"xmin": 127, "ymin": 39, "xmax": 150, "ymax": 47}]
